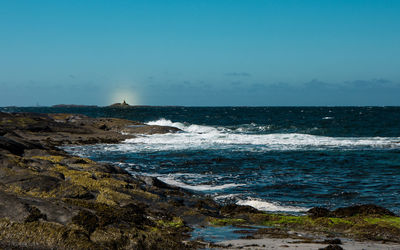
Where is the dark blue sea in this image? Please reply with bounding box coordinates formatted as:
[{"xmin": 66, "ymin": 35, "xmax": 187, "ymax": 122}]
[{"xmin": 3, "ymin": 106, "xmax": 400, "ymax": 213}]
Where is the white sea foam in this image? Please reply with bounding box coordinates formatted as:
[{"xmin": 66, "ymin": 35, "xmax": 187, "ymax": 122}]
[
  {"xmin": 237, "ymin": 198, "xmax": 308, "ymax": 213},
  {"xmin": 117, "ymin": 118, "xmax": 400, "ymax": 152},
  {"xmin": 158, "ymin": 176, "xmax": 245, "ymax": 191},
  {"xmin": 147, "ymin": 118, "xmax": 221, "ymax": 134},
  {"xmin": 118, "ymin": 170, "xmax": 245, "ymax": 192},
  {"xmin": 214, "ymin": 194, "xmax": 241, "ymax": 200}
]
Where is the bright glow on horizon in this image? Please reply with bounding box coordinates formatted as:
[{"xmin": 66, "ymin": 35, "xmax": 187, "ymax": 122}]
[{"xmin": 109, "ymin": 88, "xmax": 140, "ymax": 105}]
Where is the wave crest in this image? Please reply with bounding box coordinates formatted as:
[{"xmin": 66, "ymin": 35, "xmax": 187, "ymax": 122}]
[
  {"xmin": 237, "ymin": 198, "xmax": 308, "ymax": 212},
  {"xmin": 119, "ymin": 118, "xmax": 400, "ymax": 152}
]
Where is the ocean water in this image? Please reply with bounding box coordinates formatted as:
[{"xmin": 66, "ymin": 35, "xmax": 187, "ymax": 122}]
[{"xmin": 3, "ymin": 106, "xmax": 400, "ymax": 213}]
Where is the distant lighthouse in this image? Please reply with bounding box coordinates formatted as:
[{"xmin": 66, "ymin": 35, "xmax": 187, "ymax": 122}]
[{"xmin": 109, "ymin": 100, "xmax": 130, "ymax": 107}]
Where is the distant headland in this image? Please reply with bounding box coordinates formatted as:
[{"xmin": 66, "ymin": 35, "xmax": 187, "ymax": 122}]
[
  {"xmin": 52, "ymin": 104, "xmax": 98, "ymax": 108},
  {"xmin": 47, "ymin": 101, "xmax": 182, "ymax": 108}
]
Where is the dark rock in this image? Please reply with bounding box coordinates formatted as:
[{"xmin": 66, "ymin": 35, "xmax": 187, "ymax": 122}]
[
  {"xmin": 323, "ymin": 239, "xmax": 342, "ymax": 244},
  {"xmin": 0, "ymin": 191, "xmax": 76, "ymax": 224},
  {"xmin": 220, "ymin": 204, "xmax": 259, "ymax": 215},
  {"xmin": 169, "ymin": 198, "xmax": 184, "ymax": 207},
  {"xmin": 100, "ymin": 163, "xmax": 130, "ymax": 175},
  {"xmin": 319, "ymin": 244, "xmax": 344, "ymax": 250},
  {"xmin": 98, "ymin": 124, "xmax": 108, "ymax": 130},
  {"xmin": 64, "ymin": 157, "xmax": 88, "ymax": 164},
  {"xmin": 8, "ymin": 135, "xmax": 44, "ymax": 151},
  {"xmin": 94, "ymin": 202, "xmax": 149, "ymax": 229},
  {"xmin": 308, "ymin": 207, "xmax": 331, "ymax": 218},
  {"xmin": 120, "ymin": 203, "xmax": 148, "ymax": 224},
  {"xmin": 309, "ymin": 204, "xmax": 397, "ymax": 218},
  {"xmin": 0, "ymin": 191, "xmax": 31, "ymax": 222},
  {"xmin": 61, "ymin": 185, "xmax": 95, "ymax": 200},
  {"xmin": 332, "ymin": 204, "xmax": 396, "ymax": 218},
  {"xmin": 138, "ymin": 176, "xmax": 178, "ymax": 190},
  {"xmin": 23, "ymin": 149, "xmax": 56, "ymax": 158},
  {"xmin": 72, "ymin": 210, "xmax": 99, "ymax": 233},
  {"xmin": 24, "ymin": 206, "xmax": 47, "ymax": 222},
  {"xmin": 0, "ymin": 136, "xmax": 29, "ymax": 155},
  {"xmin": 15, "ymin": 175, "xmax": 61, "ymax": 193},
  {"xmin": 124, "ymin": 125, "xmax": 181, "ymax": 135}
]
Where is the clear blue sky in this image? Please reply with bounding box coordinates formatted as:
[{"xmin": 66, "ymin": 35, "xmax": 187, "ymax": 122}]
[{"xmin": 1, "ymin": 0, "xmax": 400, "ymax": 106}]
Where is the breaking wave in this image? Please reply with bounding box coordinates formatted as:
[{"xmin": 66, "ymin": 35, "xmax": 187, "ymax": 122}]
[
  {"xmin": 119, "ymin": 118, "xmax": 400, "ymax": 152},
  {"xmin": 158, "ymin": 176, "xmax": 245, "ymax": 191},
  {"xmin": 236, "ymin": 198, "xmax": 308, "ymax": 213}
]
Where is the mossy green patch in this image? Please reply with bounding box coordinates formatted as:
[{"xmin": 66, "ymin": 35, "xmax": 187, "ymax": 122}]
[
  {"xmin": 0, "ymin": 119, "xmax": 13, "ymax": 124},
  {"xmin": 52, "ymin": 164, "xmax": 133, "ymax": 205},
  {"xmin": 90, "ymin": 226, "xmax": 127, "ymax": 248},
  {"xmin": 157, "ymin": 217, "xmax": 184, "ymax": 228},
  {"xmin": 96, "ymin": 189, "xmax": 131, "ymax": 206},
  {"xmin": 364, "ymin": 216, "xmax": 400, "ymax": 228},
  {"xmin": 129, "ymin": 189, "xmax": 159, "ymax": 200},
  {"xmin": 4, "ymin": 183, "xmax": 56, "ymax": 199},
  {"xmin": 329, "ymin": 217, "xmax": 352, "ymax": 225},
  {"xmin": 248, "ymin": 213, "xmax": 400, "ymax": 242},
  {"xmin": 210, "ymin": 218, "xmax": 246, "ymax": 226},
  {"xmin": 32, "ymin": 155, "xmax": 65, "ymax": 163},
  {"xmin": 261, "ymin": 214, "xmax": 313, "ymax": 228},
  {"xmin": 4, "ymin": 117, "xmax": 37, "ymax": 127},
  {"xmin": 0, "ymin": 218, "xmax": 96, "ymax": 249}
]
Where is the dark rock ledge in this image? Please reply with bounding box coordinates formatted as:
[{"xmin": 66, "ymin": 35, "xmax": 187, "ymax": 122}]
[{"xmin": 1, "ymin": 111, "xmax": 400, "ymax": 249}]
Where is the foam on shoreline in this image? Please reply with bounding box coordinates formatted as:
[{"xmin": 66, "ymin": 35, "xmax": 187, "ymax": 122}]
[
  {"xmin": 158, "ymin": 176, "xmax": 245, "ymax": 191},
  {"xmin": 236, "ymin": 197, "xmax": 308, "ymax": 213}
]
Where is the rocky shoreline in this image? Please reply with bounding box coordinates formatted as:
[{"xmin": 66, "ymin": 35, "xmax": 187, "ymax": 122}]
[{"xmin": 1, "ymin": 111, "xmax": 400, "ymax": 249}]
